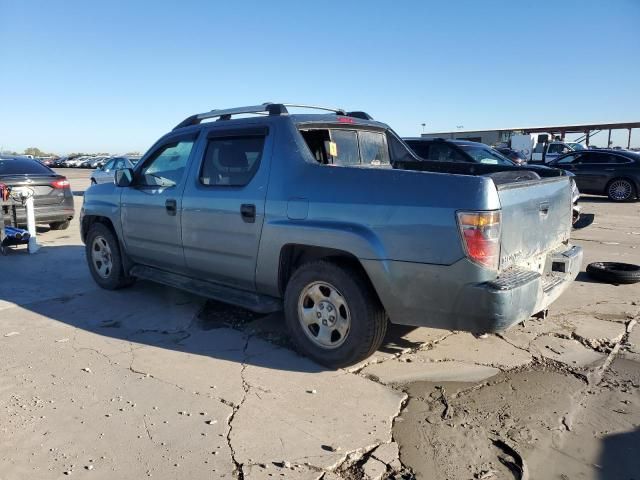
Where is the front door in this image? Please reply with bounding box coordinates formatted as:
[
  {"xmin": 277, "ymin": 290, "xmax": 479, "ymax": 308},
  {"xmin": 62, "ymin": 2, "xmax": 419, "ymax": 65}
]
[
  {"xmin": 120, "ymin": 134, "xmax": 197, "ymax": 272},
  {"xmin": 181, "ymin": 126, "xmax": 272, "ymax": 291}
]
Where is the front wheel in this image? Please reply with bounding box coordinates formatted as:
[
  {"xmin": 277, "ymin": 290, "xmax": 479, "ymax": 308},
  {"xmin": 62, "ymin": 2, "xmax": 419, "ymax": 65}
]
[
  {"xmin": 284, "ymin": 260, "xmax": 387, "ymax": 368},
  {"xmin": 607, "ymin": 178, "xmax": 636, "ymax": 202},
  {"xmin": 85, "ymin": 223, "xmax": 134, "ymax": 290}
]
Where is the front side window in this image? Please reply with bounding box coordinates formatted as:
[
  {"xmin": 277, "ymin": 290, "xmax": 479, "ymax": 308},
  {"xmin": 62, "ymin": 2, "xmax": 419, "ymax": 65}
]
[
  {"xmin": 358, "ymin": 131, "xmax": 390, "ymax": 165},
  {"xmin": 556, "ymin": 154, "xmax": 577, "ymax": 164},
  {"xmin": 428, "ymin": 143, "xmax": 467, "ymax": 162},
  {"xmin": 200, "ymin": 135, "xmax": 265, "ymax": 186},
  {"xmin": 102, "ymin": 159, "xmax": 116, "ymax": 171},
  {"xmin": 139, "ymin": 139, "xmax": 195, "ymax": 187}
]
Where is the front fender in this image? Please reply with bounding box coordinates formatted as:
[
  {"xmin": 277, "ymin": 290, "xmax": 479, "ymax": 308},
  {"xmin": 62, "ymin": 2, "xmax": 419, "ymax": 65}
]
[{"xmin": 80, "ymin": 184, "xmax": 123, "ymax": 242}]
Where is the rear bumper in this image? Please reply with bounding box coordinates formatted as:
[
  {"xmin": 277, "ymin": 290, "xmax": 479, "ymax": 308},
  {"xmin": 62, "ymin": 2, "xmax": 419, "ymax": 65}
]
[
  {"xmin": 3, "ymin": 204, "xmax": 75, "ymax": 226},
  {"xmin": 361, "ymin": 244, "xmax": 583, "ymax": 333}
]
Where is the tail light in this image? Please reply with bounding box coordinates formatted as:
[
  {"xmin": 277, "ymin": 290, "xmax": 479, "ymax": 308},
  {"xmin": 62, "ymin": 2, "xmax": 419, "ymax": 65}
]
[
  {"xmin": 457, "ymin": 211, "xmax": 501, "ymax": 270},
  {"xmin": 51, "ymin": 178, "xmax": 70, "ymax": 189}
]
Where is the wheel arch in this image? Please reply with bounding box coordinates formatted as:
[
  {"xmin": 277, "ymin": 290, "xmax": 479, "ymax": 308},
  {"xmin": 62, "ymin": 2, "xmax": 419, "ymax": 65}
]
[
  {"xmin": 277, "ymin": 244, "xmax": 379, "ymax": 302},
  {"xmin": 81, "ymin": 215, "xmax": 117, "ymax": 244}
]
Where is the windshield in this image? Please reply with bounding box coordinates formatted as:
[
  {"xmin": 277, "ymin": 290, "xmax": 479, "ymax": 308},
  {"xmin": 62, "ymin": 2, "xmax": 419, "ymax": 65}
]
[
  {"xmin": 567, "ymin": 143, "xmax": 586, "ymax": 151},
  {"xmin": 457, "ymin": 145, "xmax": 514, "ymax": 165}
]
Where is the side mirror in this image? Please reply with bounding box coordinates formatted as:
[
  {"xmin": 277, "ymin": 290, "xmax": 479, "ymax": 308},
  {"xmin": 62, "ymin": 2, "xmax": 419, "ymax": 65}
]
[{"xmin": 115, "ymin": 168, "xmax": 134, "ymax": 187}]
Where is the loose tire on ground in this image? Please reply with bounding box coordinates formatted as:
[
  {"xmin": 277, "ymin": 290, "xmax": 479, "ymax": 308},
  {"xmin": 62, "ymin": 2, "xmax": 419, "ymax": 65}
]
[
  {"xmin": 49, "ymin": 220, "xmax": 70, "ymax": 230},
  {"xmin": 283, "ymin": 260, "xmax": 387, "ymax": 368},
  {"xmin": 85, "ymin": 223, "xmax": 134, "ymax": 290},
  {"xmin": 586, "ymin": 262, "xmax": 640, "ymax": 285}
]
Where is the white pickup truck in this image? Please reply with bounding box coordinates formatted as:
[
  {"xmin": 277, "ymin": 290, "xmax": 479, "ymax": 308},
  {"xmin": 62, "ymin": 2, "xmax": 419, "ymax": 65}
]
[{"xmin": 511, "ymin": 134, "xmax": 586, "ymax": 163}]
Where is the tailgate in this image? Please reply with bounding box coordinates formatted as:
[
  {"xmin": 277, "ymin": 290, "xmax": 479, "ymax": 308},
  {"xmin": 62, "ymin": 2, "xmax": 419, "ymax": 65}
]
[{"xmin": 497, "ymin": 177, "xmax": 572, "ymax": 271}]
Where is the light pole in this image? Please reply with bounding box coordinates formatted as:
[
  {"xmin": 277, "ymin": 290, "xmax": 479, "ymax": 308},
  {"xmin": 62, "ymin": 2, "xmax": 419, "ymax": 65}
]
[{"xmin": 421, "ymin": 123, "xmax": 426, "ymax": 134}]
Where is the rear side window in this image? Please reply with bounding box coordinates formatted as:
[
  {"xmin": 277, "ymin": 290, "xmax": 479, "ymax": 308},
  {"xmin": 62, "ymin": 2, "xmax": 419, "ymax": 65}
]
[
  {"xmin": 607, "ymin": 155, "xmax": 632, "ymax": 164},
  {"xmin": 0, "ymin": 158, "xmax": 53, "ymax": 175},
  {"xmin": 200, "ymin": 136, "xmax": 265, "ymax": 186}
]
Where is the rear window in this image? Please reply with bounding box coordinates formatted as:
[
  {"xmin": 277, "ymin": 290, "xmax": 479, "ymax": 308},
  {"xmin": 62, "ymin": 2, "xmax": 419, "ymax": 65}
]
[
  {"xmin": 0, "ymin": 158, "xmax": 53, "ymax": 176},
  {"xmin": 300, "ymin": 128, "xmax": 390, "ymax": 167}
]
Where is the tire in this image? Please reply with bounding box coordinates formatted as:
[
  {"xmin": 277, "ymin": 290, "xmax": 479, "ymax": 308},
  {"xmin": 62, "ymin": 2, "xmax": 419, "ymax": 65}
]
[
  {"xmin": 284, "ymin": 260, "xmax": 387, "ymax": 368},
  {"xmin": 606, "ymin": 178, "xmax": 636, "ymax": 202},
  {"xmin": 49, "ymin": 220, "xmax": 70, "ymax": 230},
  {"xmin": 586, "ymin": 262, "xmax": 640, "ymax": 285},
  {"xmin": 85, "ymin": 223, "xmax": 134, "ymax": 290}
]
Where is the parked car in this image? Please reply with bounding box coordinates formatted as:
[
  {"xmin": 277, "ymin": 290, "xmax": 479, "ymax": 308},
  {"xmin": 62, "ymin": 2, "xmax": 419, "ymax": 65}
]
[
  {"xmin": 81, "ymin": 103, "xmax": 582, "ymax": 367},
  {"xmin": 52, "ymin": 157, "xmax": 68, "ymax": 167},
  {"xmin": 404, "ymin": 138, "xmax": 515, "ymax": 165},
  {"xmin": 80, "ymin": 157, "xmax": 97, "ymax": 168},
  {"xmin": 90, "ymin": 157, "xmax": 139, "ymax": 184},
  {"xmin": 405, "ymin": 138, "xmax": 582, "ymax": 224},
  {"xmin": 549, "ymin": 149, "xmax": 640, "ymax": 201},
  {"xmin": 495, "ymin": 147, "xmax": 527, "ymax": 165},
  {"xmin": 65, "ymin": 156, "xmax": 87, "ymax": 167},
  {"xmin": 0, "ymin": 156, "xmax": 75, "ymax": 229}
]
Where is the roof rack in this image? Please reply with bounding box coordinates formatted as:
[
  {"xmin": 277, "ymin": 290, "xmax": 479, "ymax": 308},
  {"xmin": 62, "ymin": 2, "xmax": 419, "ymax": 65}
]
[{"xmin": 173, "ymin": 103, "xmax": 373, "ymax": 130}]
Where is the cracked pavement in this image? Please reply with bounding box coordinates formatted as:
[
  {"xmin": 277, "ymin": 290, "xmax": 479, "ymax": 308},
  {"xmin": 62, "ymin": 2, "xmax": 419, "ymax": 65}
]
[{"xmin": 1, "ymin": 171, "xmax": 639, "ymax": 479}]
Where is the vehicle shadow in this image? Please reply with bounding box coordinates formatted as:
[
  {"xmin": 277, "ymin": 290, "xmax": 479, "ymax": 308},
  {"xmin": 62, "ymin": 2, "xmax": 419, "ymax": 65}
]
[
  {"xmin": 578, "ymin": 195, "xmax": 638, "ymax": 204},
  {"xmin": 598, "ymin": 428, "xmax": 640, "ymax": 479},
  {"xmin": 0, "ymin": 244, "xmax": 424, "ymax": 374}
]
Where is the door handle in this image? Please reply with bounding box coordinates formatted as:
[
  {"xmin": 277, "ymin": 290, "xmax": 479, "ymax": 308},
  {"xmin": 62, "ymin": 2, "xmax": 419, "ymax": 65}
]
[
  {"xmin": 165, "ymin": 199, "xmax": 177, "ymax": 216},
  {"xmin": 240, "ymin": 204, "xmax": 256, "ymax": 223},
  {"xmin": 539, "ymin": 202, "xmax": 550, "ymax": 216}
]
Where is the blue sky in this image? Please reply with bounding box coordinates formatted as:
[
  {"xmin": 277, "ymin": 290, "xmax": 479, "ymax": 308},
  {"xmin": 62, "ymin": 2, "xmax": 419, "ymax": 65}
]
[{"xmin": 1, "ymin": 0, "xmax": 639, "ymax": 154}]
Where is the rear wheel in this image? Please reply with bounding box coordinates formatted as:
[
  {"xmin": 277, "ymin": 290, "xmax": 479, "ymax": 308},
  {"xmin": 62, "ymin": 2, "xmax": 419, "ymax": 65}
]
[
  {"xmin": 284, "ymin": 260, "xmax": 387, "ymax": 368},
  {"xmin": 607, "ymin": 178, "xmax": 636, "ymax": 202},
  {"xmin": 49, "ymin": 220, "xmax": 70, "ymax": 230},
  {"xmin": 85, "ymin": 223, "xmax": 133, "ymax": 289}
]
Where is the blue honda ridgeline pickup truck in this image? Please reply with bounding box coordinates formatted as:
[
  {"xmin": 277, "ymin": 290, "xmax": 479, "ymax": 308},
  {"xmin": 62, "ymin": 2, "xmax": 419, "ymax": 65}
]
[{"xmin": 81, "ymin": 103, "xmax": 582, "ymax": 367}]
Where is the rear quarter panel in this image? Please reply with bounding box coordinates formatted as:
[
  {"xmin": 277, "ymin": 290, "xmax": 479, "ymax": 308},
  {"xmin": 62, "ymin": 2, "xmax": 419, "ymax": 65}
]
[{"xmin": 255, "ymin": 120, "xmax": 502, "ymax": 296}]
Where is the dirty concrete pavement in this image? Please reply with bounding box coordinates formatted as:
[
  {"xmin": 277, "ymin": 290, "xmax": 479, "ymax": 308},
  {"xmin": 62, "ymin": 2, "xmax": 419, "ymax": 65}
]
[{"xmin": 1, "ymin": 172, "xmax": 639, "ymax": 479}]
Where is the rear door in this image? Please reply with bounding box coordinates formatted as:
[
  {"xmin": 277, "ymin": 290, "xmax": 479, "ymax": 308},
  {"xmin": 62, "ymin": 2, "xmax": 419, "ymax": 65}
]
[
  {"xmin": 573, "ymin": 152, "xmax": 612, "ymax": 192},
  {"xmin": 120, "ymin": 134, "xmax": 197, "ymax": 272},
  {"xmin": 181, "ymin": 126, "xmax": 272, "ymax": 290}
]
